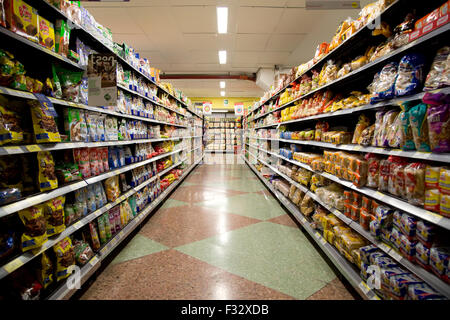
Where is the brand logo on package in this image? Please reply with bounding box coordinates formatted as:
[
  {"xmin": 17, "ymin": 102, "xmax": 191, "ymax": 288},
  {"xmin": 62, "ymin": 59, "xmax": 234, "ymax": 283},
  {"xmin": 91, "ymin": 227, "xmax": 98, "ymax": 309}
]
[{"xmin": 234, "ymin": 103, "xmax": 244, "ymax": 116}]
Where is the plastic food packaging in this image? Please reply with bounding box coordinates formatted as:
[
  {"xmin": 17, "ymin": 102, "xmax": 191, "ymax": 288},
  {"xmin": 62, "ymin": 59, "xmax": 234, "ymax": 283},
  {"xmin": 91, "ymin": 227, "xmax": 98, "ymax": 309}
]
[
  {"xmin": 37, "ymin": 151, "xmax": 58, "ymax": 192},
  {"xmin": 53, "ymin": 237, "xmax": 75, "ymax": 281},
  {"xmin": 372, "ymin": 110, "xmax": 386, "ymax": 146},
  {"xmin": 424, "ymin": 47, "xmax": 450, "ymax": 91},
  {"xmin": 378, "ymin": 158, "xmax": 391, "ymax": 192},
  {"xmin": 416, "ymin": 220, "xmax": 435, "ymax": 248},
  {"xmin": 88, "ymin": 222, "xmax": 101, "ymax": 252},
  {"xmin": 409, "ymin": 103, "xmax": 431, "ymax": 152},
  {"xmin": 73, "ymin": 148, "xmax": 91, "ymax": 179},
  {"xmin": 0, "ymin": 104, "xmax": 24, "ymax": 145},
  {"xmin": 424, "ymin": 189, "xmax": 440, "ymax": 213},
  {"xmin": 29, "ymin": 100, "xmax": 61, "ymax": 143},
  {"xmin": 366, "ymin": 153, "xmax": 380, "ymax": 189},
  {"xmin": 404, "ymin": 162, "xmax": 426, "ymax": 206},
  {"xmin": 370, "ymin": 63, "xmax": 398, "ymax": 103},
  {"xmin": 388, "ymin": 158, "xmax": 407, "ymax": 197},
  {"xmin": 427, "ymin": 104, "xmax": 450, "ymax": 153},
  {"xmin": 429, "ymin": 247, "xmax": 450, "ymax": 278},
  {"xmin": 440, "ymin": 168, "xmax": 450, "ymax": 195},
  {"xmin": 394, "ymin": 53, "xmax": 425, "ymax": 97},
  {"xmin": 408, "ymin": 283, "xmax": 446, "ymax": 300},
  {"xmin": 18, "ymin": 205, "xmax": 47, "ymax": 252},
  {"xmin": 399, "ymin": 102, "xmax": 415, "ymax": 150},
  {"xmin": 352, "ymin": 114, "xmax": 370, "ymax": 144},
  {"xmin": 43, "ymin": 196, "xmax": 65, "ymax": 237},
  {"xmin": 74, "ymin": 187, "xmax": 88, "ymax": 217},
  {"xmin": 86, "ymin": 184, "xmax": 96, "ymax": 213},
  {"xmin": 73, "ymin": 239, "xmax": 94, "ymax": 266},
  {"xmin": 37, "ymin": 252, "xmax": 53, "ymax": 289},
  {"xmin": 104, "ymin": 175, "xmax": 120, "ymax": 202},
  {"xmin": 440, "ymin": 194, "xmax": 450, "ymax": 218},
  {"xmin": 389, "ymin": 274, "xmax": 423, "ymax": 300},
  {"xmin": 425, "ymin": 166, "xmax": 441, "ymax": 189},
  {"xmin": 415, "ymin": 242, "xmax": 431, "ymax": 271}
]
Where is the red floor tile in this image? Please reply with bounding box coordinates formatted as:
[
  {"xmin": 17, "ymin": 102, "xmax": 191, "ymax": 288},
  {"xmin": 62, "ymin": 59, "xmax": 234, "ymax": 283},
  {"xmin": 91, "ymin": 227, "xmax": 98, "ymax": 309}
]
[
  {"xmin": 266, "ymin": 214, "xmax": 300, "ymax": 228},
  {"xmin": 139, "ymin": 205, "xmax": 261, "ymax": 248},
  {"xmin": 306, "ymin": 278, "xmax": 356, "ymax": 300},
  {"xmin": 81, "ymin": 250, "xmax": 296, "ymax": 300}
]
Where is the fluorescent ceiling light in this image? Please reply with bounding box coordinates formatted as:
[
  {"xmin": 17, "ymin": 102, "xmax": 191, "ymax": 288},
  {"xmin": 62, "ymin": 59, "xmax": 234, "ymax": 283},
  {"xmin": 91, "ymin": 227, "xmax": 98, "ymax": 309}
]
[
  {"xmin": 217, "ymin": 7, "xmax": 228, "ymax": 34},
  {"xmin": 220, "ymin": 91, "xmax": 225, "ymax": 97},
  {"xmin": 219, "ymin": 50, "xmax": 227, "ymax": 64},
  {"xmin": 220, "ymin": 81, "xmax": 226, "ymax": 89}
]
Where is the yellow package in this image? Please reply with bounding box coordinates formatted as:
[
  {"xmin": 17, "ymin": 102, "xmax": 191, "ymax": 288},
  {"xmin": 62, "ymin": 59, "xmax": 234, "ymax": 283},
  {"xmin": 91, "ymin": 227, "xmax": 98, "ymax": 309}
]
[
  {"xmin": 104, "ymin": 175, "xmax": 120, "ymax": 202},
  {"xmin": 38, "ymin": 15, "xmax": 55, "ymax": 51},
  {"xmin": 38, "ymin": 252, "xmax": 53, "ymax": 289},
  {"xmin": 37, "ymin": 151, "xmax": 58, "ymax": 192},
  {"xmin": 343, "ymin": 250, "xmax": 355, "ymax": 264},
  {"xmin": 324, "ymin": 230, "xmax": 335, "ymax": 245},
  {"xmin": 439, "ymin": 168, "xmax": 450, "ymax": 195},
  {"xmin": 440, "ymin": 194, "xmax": 450, "ymax": 218},
  {"xmin": 340, "ymin": 232, "xmax": 366, "ymax": 253},
  {"xmin": 18, "ymin": 205, "xmax": 48, "ymax": 252},
  {"xmin": 352, "ymin": 249, "xmax": 362, "ymax": 268},
  {"xmin": 425, "ymin": 166, "xmax": 440, "ymax": 189},
  {"xmin": 54, "ymin": 237, "xmax": 75, "ymax": 281},
  {"xmin": 0, "ymin": 105, "xmax": 24, "ymax": 145},
  {"xmin": 30, "ymin": 100, "xmax": 61, "ymax": 143},
  {"xmin": 44, "ymin": 196, "xmax": 66, "ymax": 237}
]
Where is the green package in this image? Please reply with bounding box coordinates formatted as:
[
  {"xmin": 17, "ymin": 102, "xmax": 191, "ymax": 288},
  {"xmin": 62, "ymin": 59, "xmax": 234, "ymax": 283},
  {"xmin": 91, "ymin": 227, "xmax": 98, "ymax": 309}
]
[{"xmin": 409, "ymin": 103, "xmax": 431, "ymax": 152}]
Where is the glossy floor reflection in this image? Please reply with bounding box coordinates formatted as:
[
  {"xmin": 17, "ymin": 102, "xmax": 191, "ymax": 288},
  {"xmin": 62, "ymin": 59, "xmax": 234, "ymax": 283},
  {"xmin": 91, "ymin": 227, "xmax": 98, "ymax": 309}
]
[{"xmin": 81, "ymin": 159, "xmax": 356, "ymax": 300}]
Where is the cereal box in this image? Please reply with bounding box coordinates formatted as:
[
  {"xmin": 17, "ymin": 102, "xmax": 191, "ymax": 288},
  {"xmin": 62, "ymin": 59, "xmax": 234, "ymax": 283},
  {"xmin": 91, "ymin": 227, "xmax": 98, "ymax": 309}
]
[
  {"xmin": 38, "ymin": 15, "xmax": 55, "ymax": 51},
  {"xmin": 5, "ymin": 0, "xmax": 38, "ymax": 42}
]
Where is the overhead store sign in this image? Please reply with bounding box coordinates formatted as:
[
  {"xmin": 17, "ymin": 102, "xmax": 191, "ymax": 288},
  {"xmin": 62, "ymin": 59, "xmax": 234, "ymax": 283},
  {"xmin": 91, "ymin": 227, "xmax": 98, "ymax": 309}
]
[
  {"xmin": 224, "ymin": 99, "xmax": 229, "ymax": 107},
  {"xmin": 203, "ymin": 102, "xmax": 212, "ymax": 115},
  {"xmin": 234, "ymin": 103, "xmax": 244, "ymax": 116},
  {"xmin": 305, "ymin": 1, "xmax": 360, "ymax": 9}
]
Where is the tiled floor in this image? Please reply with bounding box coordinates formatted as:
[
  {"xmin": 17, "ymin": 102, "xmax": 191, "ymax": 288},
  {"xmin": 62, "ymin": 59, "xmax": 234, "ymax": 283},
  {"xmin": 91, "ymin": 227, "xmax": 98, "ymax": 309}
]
[{"xmin": 81, "ymin": 158, "xmax": 356, "ymax": 300}]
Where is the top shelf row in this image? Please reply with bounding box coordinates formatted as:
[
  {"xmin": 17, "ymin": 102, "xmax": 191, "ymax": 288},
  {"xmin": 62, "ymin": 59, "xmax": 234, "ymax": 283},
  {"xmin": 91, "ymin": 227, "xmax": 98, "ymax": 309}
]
[
  {"xmin": 246, "ymin": 0, "xmax": 448, "ymax": 117},
  {"xmin": 0, "ymin": 0, "xmax": 202, "ymax": 119}
]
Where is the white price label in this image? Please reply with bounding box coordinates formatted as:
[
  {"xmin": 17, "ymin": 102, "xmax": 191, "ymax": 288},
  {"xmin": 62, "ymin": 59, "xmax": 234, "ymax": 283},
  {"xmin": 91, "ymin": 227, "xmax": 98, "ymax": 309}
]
[
  {"xmin": 89, "ymin": 256, "xmax": 99, "ymax": 266},
  {"xmin": 359, "ymin": 282, "xmax": 370, "ymax": 294}
]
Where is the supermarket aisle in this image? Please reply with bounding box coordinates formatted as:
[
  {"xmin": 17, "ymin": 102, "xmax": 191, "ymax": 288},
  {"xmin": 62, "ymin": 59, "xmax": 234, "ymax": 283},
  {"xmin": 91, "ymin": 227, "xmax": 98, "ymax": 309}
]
[{"xmin": 81, "ymin": 160, "xmax": 356, "ymax": 300}]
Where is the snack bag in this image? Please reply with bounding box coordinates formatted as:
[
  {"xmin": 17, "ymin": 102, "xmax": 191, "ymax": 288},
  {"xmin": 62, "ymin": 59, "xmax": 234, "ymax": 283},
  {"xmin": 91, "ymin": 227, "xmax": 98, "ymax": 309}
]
[
  {"xmin": 37, "ymin": 151, "xmax": 58, "ymax": 192},
  {"xmin": 37, "ymin": 252, "xmax": 53, "ymax": 289},
  {"xmin": 394, "ymin": 53, "xmax": 425, "ymax": 97},
  {"xmin": 38, "ymin": 15, "xmax": 55, "ymax": 51},
  {"xmin": 427, "ymin": 104, "xmax": 450, "ymax": 153},
  {"xmin": 55, "ymin": 19, "xmax": 71, "ymax": 57},
  {"xmin": 29, "ymin": 99, "xmax": 61, "ymax": 143},
  {"xmin": 54, "ymin": 66, "xmax": 83, "ymax": 102},
  {"xmin": 86, "ymin": 184, "xmax": 96, "ymax": 213},
  {"xmin": 89, "ymin": 147, "xmax": 99, "ymax": 177},
  {"xmin": 424, "ymin": 47, "xmax": 450, "ymax": 91},
  {"xmin": 64, "ymin": 108, "xmax": 83, "ymax": 142},
  {"xmin": 409, "ymin": 103, "xmax": 431, "ymax": 152},
  {"xmin": 104, "ymin": 175, "xmax": 120, "ymax": 202},
  {"xmin": 4, "ymin": 0, "xmax": 38, "ymax": 42},
  {"xmin": 18, "ymin": 205, "xmax": 47, "ymax": 252},
  {"xmin": 0, "ymin": 105, "xmax": 24, "ymax": 145},
  {"xmin": 63, "ymin": 204, "xmax": 76, "ymax": 227},
  {"xmin": 73, "ymin": 239, "xmax": 94, "ymax": 266},
  {"xmin": 53, "ymin": 237, "xmax": 75, "ymax": 281},
  {"xmin": 74, "ymin": 187, "xmax": 88, "ymax": 217},
  {"xmin": 73, "ymin": 148, "xmax": 91, "ymax": 178},
  {"xmin": 88, "ymin": 222, "xmax": 101, "ymax": 251},
  {"xmin": 43, "ymin": 196, "xmax": 66, "ymax": 237}
]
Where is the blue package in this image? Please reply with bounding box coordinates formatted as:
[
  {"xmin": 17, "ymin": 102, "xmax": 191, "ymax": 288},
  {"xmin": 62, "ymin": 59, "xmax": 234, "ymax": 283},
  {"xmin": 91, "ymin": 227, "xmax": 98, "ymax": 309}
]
[
  {"xmin": 408, "ymin": 283, "xmax": 446, "ymax": 300},
  {"xmin": 389, "ymin": 274, "xmax": 423, "ymax": 299},
  {"xmin": 370, "ymin": 63, "xmax": 398, "ymax": 103},
  {"xmin": 117, "ymin": 148, "xmax": 125, "ymax": 167},
  {"xmin": 395, "ymin": 53, "xmax": 426, "ymax": 97}
]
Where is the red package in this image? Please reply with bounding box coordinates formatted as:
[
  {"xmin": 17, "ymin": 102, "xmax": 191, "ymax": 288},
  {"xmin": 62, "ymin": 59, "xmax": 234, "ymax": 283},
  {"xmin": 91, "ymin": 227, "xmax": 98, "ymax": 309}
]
[
  {"xmin": 97, "ymin": 148, "xmax": 104, "ymax": 174},
  {"xmin": 360, "ymin": 208, "xmax": 371, "ymax": 230},
  {"xmin": 89, "ymin": 148, "xmax": 99, "ymax": 176},
  {"xmin": 101, "ymin": 147, "xmax": 109, "ymax": 172},
  {"xmin": 350, "ymin": 205, "xmax": 360, "ymax": 222},
  {"xmin": 74, "ymin": 148, "xmax": 91, "ymax": 178}
]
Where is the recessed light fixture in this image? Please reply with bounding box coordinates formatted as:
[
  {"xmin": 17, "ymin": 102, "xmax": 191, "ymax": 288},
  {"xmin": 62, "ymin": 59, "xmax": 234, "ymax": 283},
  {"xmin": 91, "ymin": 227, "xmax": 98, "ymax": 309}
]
[
  {"xmin": 219, "ymin": 50, "xmax": 227, "ymax": 64},
  {"xmin": 220, "ymin": 91, "xmax": 225, "ymax": 97},
  {"xmin": 220, "ymin": 81, "xmax": 226, "ymax": 89},
  {"xmin": 217, "ymin": 7, "xmax": 228, "ymax": 34}
]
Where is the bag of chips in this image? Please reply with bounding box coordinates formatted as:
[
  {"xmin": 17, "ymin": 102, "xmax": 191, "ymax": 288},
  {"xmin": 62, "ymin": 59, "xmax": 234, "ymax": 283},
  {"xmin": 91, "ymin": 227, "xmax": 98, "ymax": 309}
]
[
  {"xmin": 104, "ymin": 175, "xmax": 120, "ymax": 202},
  {"xmin": 74, "ymin": 187, "xmax": 88, "ymax": 217},
  {"xmin": 37, "ymin": 151, "xmax": 58, "ymax": 192},
  {"xmin": 73, "ymin": 239, "xmax": 94, "ymax": 266},
  {"xmin": 53, "ymin": 237, "xmax": 75, "ymax": 281},
  {"xmin": 0, "ymin": 104, "xmax": 24, "ymax": 145},
  {"xmin": 44, "ymin": 196, "xmax": 66, "ymax": 237},
  {"xmin": 88, "ymin": 222, "xmax": 101, "ymax": 252},
  {"xmin": 18, "ymin": 205, "xmax": 47, "ymax": 252},
  {"xmin": 29, "ymin": 100, "xmax": 61, "ymax": 143},
  {"xmin": 37, "ymin": 252, "xmax": 53, "ymax": 289}
]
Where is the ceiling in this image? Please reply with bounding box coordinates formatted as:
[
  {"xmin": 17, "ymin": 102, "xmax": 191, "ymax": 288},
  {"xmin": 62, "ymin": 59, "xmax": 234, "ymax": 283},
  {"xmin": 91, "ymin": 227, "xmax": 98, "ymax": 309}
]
[{"xmin": 83, "ymin": 0, "xmax": 372, "ymax": 97}]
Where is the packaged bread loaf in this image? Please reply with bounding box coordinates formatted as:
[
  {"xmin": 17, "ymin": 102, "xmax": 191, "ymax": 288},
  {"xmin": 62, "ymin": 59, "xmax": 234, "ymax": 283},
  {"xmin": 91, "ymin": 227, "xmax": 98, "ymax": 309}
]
[
  {"xmin": 405, "ymin": 162, "xmax": 426, "ymax": 206},
  {"xmin": 425, "ymin": 165, "xmax": 441, "ymax": 189},
  {"xmin": 409, "ymin": 103, "xmax": 431, "ymax": 152},
  {"xmin": 427, "ymin": 104, "xmax": 450, "ymax": 153}
]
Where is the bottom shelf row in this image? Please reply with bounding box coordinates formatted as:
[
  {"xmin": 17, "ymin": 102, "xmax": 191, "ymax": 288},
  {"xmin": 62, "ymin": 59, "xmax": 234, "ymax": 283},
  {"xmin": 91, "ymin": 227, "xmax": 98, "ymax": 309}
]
[
  {"xmin": 243, "ymin": 155, "xmax": 449, "ymax": 301},
  {"xmin": 0, "ymin": 155, "xmax": 203, "ymax": 300}
]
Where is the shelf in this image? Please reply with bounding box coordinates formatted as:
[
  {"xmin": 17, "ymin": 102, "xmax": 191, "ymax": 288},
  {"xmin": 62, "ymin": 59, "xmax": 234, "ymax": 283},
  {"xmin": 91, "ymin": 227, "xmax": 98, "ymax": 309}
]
[
  {"xmin": 243, "ymin": 156, "xmax": 380, "ymax": 300},
  {"xmin": 261, "ymin": 150, "xmax": 450, "ymax": 230},
  {"xmin": 0, "ymin": 137, "xmax": 188, "ymax": 156},
  {"xmin": 248, "ymin": 155, "xmax": 450, "ymax": 299},
  {"xmin": 0, "ymin": 86, "xmax": 189, "ymax": 128},
  {"xmin": 47, "ymin": 155, "xmax": 203, "ymax": 300},
  {"xmin": 0, "ymin": 26, "xmax": 82, "ymax": 70},
  {"xmin": 253, "ymin": 87, "xmax": 450, "ymax": 124},
  {"xmin": 0, "ymin": 148, "xmax": 186, "ymax": 218}
]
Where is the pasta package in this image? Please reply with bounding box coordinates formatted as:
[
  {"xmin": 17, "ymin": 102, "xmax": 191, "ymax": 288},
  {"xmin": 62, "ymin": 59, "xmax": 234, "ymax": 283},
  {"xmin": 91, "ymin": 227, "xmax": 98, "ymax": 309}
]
[
  {"xmin": 29, "ymin": 99, "xmax": 61, "ymax": 143},
  {"xmin": 18, "ymin": 205, "xmax": 47, "ymax": 252},
  {"xmin": 44, "ymin": 196, "xmax": 66, "ymax": 237},
  {"xmin": 409, "ymin": 103, "xmax": 431, "ymax": 152},
  {"xmin": 427, "ymin": 104, "xmax": 450, "ymax": 153},
  {"xmin": 53, "ymin": 237, "xmax": 75, "ymax": 281},
  {"xmin": 37, "ymin": 151, "xmax": 58, "ymax": 192}
]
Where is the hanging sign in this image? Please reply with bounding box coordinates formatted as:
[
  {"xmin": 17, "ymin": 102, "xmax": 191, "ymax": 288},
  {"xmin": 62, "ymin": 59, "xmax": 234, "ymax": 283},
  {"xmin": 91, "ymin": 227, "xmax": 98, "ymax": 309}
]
[
  {"xmin": 203, "ymin": 102, "xmax": 212, "ymax": 115},
  {"xmin": 234, "ymin": 103, "xmax": 244, "ymax": 116},
  {"xmin": 224, "ymin": 99, "xmax": 229, "ymax": 107}
]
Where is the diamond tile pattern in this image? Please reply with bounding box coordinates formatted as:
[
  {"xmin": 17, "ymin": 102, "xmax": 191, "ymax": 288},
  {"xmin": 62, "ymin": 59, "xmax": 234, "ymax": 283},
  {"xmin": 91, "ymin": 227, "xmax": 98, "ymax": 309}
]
[{"xmin": 80, "ymin": 160, "xmax": 356, "ymax": 300}]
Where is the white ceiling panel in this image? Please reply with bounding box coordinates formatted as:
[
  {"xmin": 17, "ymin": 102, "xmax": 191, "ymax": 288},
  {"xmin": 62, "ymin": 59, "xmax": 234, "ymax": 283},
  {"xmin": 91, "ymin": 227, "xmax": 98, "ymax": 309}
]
[
  {"xmin": 231, "ymin": 51, "xmax": 262, "ymax": 64},
  {"xmin": 81, "ymin": 7, "xmax": 142, "ymax": 34},
  {"xmin": 236, "ymin": 7, "xmax": 283, "ymax": 34},
  {"xmin": 171, "ymin": 6, "xmax": 217, "ymax": 33},
  {"xmin": 136, "ymin": 51, "xmax": 167, "ymax": 64},
  {"xmin": 239, "ymin": 0, "xmax": 288, "ymax": 6},
  {"xmin": 258, "ymin": 51, "xmax": 291, "ymax": 64},
  {"xmin": 265, "ymin": 34, "xmax": 306, "ymax": 52},
  {"xmin": 112, "ymin": 33, "xmax": 154, "ymax": 51},
  {"xmin": 235, "ymin": 34, "xmax": 269, "ymax": 51}
]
